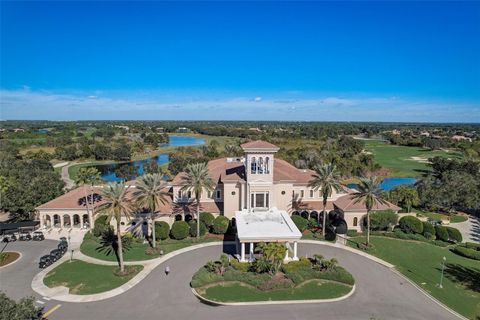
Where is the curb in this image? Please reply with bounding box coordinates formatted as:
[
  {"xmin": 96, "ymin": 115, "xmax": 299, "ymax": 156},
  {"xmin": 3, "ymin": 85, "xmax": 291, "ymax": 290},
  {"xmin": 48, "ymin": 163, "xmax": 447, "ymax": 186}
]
[
  {"xmin": 191, "ymin": 283, "xmax": 356, "ymax": 306},
  {"xmin": 0, "ymin": 251, "xmax": 22, "ymax": 269},
  {"xmin": 32, "ymin": 241, "xmax": 233, "ymax": 302}
]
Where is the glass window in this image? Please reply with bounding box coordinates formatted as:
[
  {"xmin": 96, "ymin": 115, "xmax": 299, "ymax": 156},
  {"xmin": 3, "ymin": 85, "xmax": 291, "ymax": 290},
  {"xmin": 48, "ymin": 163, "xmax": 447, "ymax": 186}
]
[
  {"xmin": 258, "ymin": 157, "xmax": 264, "ymax": 174},
  {"xmin": 310, "ymin": 190, "xmax": 314, "ymax": 198},
  {"xmin": 300, "ymin": 190, "xmax": 304, "ymax": 198},
  {"xmin": 255, "ymin": 193, "xmax": 265, "ymax": 208},
  {"xmin": 265, "ymin": 157, "xmax": 269, "ymax": 174},
  {"xmin": 353, "ymin": 217, "xmax": 358, "ymax": 226},
  {"xmin": 266, "ymin": 193, "xmax": 269, "ymax": 208},
  {"xmin": 187, "ymin": 191, "xmax": 192, "ymax": 198},
  {"xmin": 216, "ymin": 190, "xmax": 221, "ymax": 199},
  {"xmin": 251, "ymin": 194, "xmax": 255, "ymax": 208},
  {"xmin": 251, "ymin": 157, "xmax": 257, "ymax": 174}
]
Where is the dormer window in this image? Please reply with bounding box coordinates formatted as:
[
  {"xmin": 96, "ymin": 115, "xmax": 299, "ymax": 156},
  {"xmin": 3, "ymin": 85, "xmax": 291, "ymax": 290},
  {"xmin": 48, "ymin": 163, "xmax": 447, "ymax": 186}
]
[{"xmin": 258, "ymin": 157, "xmax": 264, "ymax": 174}]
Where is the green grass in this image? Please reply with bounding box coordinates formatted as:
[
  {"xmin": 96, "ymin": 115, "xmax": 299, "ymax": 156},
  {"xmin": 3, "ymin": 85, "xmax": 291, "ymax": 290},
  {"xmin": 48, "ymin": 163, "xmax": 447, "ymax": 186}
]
[
  {"xmin": 44, "ymin": 260, "xmax": 143, "ymax": 295},
  {"xmin": 80, "ymin": 232, "xmax": 218, "ymax": 262},
  {"xmin": 413, "ymin": 209, "xmax": 469, "ymax": 224},
  {"xmin": 68, "ymin": 161, "xmax": 116, "ymax": 181},
  {"xmin": 348, "ymin": 236, "xmax": 480, "ymax": 319},
  {"xmin": 363, "ymin": 140, "xmax": 463, "ymax": 177},
  {"xmin": 200, "ymin": 280, "xmax": 352, "ymax": 302}
]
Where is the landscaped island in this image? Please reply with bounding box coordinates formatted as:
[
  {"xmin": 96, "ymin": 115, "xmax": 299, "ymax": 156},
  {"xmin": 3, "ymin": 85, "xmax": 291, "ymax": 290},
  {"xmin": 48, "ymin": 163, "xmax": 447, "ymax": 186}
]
[{"xmin": 191, "ymin": 245, "xmax": 355, "ymax": 303}]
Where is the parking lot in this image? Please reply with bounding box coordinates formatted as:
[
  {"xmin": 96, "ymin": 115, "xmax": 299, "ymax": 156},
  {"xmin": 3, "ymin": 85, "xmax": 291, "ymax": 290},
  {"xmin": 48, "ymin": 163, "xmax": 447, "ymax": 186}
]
[{"xmin": 0, "ymin": 238, "xmax": 64, "ymax": 312}]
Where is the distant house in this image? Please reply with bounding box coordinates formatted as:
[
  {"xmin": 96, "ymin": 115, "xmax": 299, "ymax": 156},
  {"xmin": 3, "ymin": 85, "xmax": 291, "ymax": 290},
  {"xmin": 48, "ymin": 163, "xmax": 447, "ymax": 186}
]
[
  {"xmin": 176, "ymin": 127, "xmax": 191, "ymax": 133},
  {"xmin": 451, "ymin": 135, "xmax": 472, "ymax": 142}
]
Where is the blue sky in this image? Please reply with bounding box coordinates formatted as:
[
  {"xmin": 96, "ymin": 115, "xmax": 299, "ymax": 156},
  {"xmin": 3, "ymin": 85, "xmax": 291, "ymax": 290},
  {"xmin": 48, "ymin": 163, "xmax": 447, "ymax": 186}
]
[{"xmin": 1, "ymin": 1, "xmax": 479, "ymax": 122}]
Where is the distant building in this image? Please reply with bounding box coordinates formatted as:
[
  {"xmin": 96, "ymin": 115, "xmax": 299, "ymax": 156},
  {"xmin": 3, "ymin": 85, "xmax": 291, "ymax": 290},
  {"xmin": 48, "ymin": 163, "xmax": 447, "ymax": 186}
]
[
  {"xmin": 451, "ymin": 135, "xmax": 472, "ymax": 142},
  {"xmin": 176, "ymin": 127, "xmax": 191, "ymax": 133}
]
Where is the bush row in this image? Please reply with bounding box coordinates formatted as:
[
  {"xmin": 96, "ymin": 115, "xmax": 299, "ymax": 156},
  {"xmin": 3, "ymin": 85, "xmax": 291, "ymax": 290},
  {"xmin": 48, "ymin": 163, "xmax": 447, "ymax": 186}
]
[
  {"xmin": 166, "ymin": 214, "xmax": 233, "ymax": 240},
  {"xmin": 451, "ymin": 245, "xmax": 480, "ymax": 261},
  {"xmin": 398, "ymin": 216, "xmax": 462, "ymax": 243}
]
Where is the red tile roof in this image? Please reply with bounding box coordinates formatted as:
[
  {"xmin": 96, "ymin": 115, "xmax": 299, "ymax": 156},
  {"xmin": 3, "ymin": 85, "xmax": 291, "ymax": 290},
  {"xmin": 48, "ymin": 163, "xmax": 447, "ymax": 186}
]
[
  {"xmin": 241, "ymin": 140, "xmax": 279, "ymax": 150},
  {"xmin": 36, "ymin": 186, "xmax": 105, "ymax": 210},
  {"xmin": 292, "ymin": 200, "xmax": 335, "ymax": 212},
  {"xmin": 333, "ymin": 194, "xmax": 401, "ymax": 212}
]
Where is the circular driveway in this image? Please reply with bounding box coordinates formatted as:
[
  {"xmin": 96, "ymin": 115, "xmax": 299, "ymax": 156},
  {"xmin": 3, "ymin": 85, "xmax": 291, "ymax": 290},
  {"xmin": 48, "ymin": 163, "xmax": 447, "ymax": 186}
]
[{"xmin": 45, "ymin": 243, "xmax": 460, "ymax": 320}]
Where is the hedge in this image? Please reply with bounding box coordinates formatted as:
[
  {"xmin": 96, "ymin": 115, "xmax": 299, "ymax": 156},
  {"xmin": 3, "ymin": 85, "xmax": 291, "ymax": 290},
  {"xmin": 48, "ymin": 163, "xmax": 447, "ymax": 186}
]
[
  {"xmin": 93, "ymin": 215, "xmax": 109, "ymax": 237},
  {"xmin": 291, "ymin": 215, "xmax": 309, "ymax": 232},
  {"xmin": 199, "ymin": 212, "xmax": 215, "ymax": 228},
  {"xmin": 369, "ymin": 210, "xmax": 398, "ymax": 231},
  {"xmin": 445, "ymin": 227, "xmax": 462, "ymax": 243},
  {"xmin": 465, "ymin": 242, "xmax": 480, "ymax": 250},
  {"xmin": 398, "ymin": 216, "xmax": 423, "ymax": 234},
  {"xmin": 451, "ymin": 246, "xmax": 480, "ymax": 261},
  {"xmin": 154, "ymin": 221, "xmax": 170, "ymax": 240},
  {"xmin": 212, "ymin": 216, "xmax": 229, "ymax": 234},
  {"xmin": 281, "ymin": 257, "xmax": 311, "ymax": 273},
  {"xmin": 188, "ymin": 220, "xmax": 207, "ymax": 237},
  {"xmin": 170, "ymin": 221, "xmax": 190, "ymax": 240},
  {"xmin": 435, "ymin": 225, "xmax": 449, "ymax": 242},
  {"xmin": 422, "ymin": 222, "xmax": 436, "ymax": 240},
  {"xmin": 346, "ymin": 229, "xmax": 358, "ymax": 237},
  {"xmin": 230, "ymin": 259, "xmax": 251, "ymax": 272}
]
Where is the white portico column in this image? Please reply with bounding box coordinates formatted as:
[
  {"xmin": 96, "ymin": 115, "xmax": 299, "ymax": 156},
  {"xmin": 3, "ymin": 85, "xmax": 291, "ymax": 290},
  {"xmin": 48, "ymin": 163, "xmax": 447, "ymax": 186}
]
[
  {"xmin": 293, "ymin": 241, "xmax": 298, "ymax": 261},
  {"xmin": 249, "ymin": 243, "xmax": 254, "ymax": 261},
  {"xmin": 60, "ymin": 215, "xmax": 64, "ymax": 228},
  {"xmin": 284, "ymin": 242, "xmax": 289, "ymax": 261},
  {"xmin": 241, "ymin": 242, "xmax": 246, "ymax": 262}
]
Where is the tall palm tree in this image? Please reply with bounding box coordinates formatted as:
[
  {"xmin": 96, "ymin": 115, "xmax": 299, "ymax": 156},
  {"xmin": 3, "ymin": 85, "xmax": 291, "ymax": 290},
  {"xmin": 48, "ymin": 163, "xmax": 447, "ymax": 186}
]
[
  {"xmin": 88, "ymin": 168, "xmax": 102, "ymax": 216},
  {"xmin": 180, "ymin": 163, "xmax": 215, "ymax": 239},
  {"xmin": 350, "ymin": 176, "xmax": 387, "ymax": 246},
  {"xmin": 75, "ymin": 167, "xmax": 97, "ymax": 216},
  {"xmin": 97, "ymin": 182, "xmax": 132, "ymax": 273},
  {"xmin": 308, "ymin": 163, "xmax": 343, "ymax": 236},
  {"xmin": 133, "ymin": 174, "xmax": 170, "ymax": 248}
]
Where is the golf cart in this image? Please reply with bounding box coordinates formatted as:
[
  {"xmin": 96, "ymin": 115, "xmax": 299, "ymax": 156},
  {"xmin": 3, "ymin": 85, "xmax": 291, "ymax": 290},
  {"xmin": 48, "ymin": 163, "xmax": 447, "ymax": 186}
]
[
  {"xmin": 39, "ymin": 255, "xmax": 52, "ymax": 268},
  {"xmin": 32, "ymin": 231, "xmax": 45, "ymax": 241},
  {"xmin": 49, "ymin": 249, "xmax": 62, "ymax": 262},
  {"xmin": 19, "ymin": 231, "xmax": 32, "ymax": 241}
]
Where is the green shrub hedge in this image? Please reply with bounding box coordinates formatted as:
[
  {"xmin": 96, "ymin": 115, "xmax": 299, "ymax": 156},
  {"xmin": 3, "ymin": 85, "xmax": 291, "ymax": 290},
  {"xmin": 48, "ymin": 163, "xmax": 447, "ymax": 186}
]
[
  {"xmin": 422, "ymin": 222, "xmax": 436, "ymax": 240},
  {"xmin": 445, "ymin": 226, "xmax": 462, "ymax": 243},
  {"xmin": 199, "ymin": 212, "xmax": 215, "ymax": 228},
  {"xmin": 465, "ymin": 242, "xmax": 480, "ymax": 250},
  {"xmin": 170, "ymin": 221, "xmax": 189, "ymax": 240},
  {"xmin": 346, "ymin": 229, "xmax": 358, "ymax": 237},
  {"xmin": 451, "ymin": 246, "xmax": 480, "ymax": 261},
  {"xmin": 230, "ymin": 259, "xmax": 251, "ymax": 272},
  {"xmin": 154, "ymin": 221, "xmax": 170, "ymax": 240},
  {"xmin": 435, "ymin": 225, "xmax": 449, "ymax": 242},
  {"xmin": 398, "ymin": 216, "xmax": 423, "ymax": 234},
  {"xmin": 369, "ymin": 210, "xmax": 398, "ymax": 231},
  {"xmin": 291, "ymin": 215, "xmax": 309, "ymax": 232},
  {"xmin": 281, "ymin": 257, "xmax": 311, "ymax": 273},
  {"xmin": 212, "ymin": 216, "xmax": 229, "ymax": 234},
  {"xmin": 188, "ymin": 220, "xmax": 207, "ymax": 237},
  {"xmin": 93, "ymin": 215, "xmax": 109, "ymax": 237}
]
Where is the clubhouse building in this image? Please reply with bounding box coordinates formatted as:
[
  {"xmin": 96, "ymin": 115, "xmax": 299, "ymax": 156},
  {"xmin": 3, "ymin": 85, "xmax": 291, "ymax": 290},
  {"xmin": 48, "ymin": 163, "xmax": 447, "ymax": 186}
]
[{"xmin": 36, "ymin": 140, "xmax": 400, "ymax": 250}]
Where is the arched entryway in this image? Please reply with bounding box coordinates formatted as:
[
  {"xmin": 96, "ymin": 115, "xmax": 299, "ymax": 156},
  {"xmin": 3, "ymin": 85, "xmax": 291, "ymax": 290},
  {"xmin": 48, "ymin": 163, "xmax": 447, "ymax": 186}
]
[
  {"xmin": 63, "ymin": 214, "xmax": 71, "ymax": 227},
  {"xmin": 53, "ymin": 214, "xmax": 61, "ymax": 227},
  {"xmin": 45, "ymin": 215, "xmax": 52, "ymax": 228},
  {"xmin": 73, "ymin": 214, "xmax": 81, "ymax": 227},
  {"xmin": 82, "ymin": 214, "xmax": 90, "ymax": 228}
]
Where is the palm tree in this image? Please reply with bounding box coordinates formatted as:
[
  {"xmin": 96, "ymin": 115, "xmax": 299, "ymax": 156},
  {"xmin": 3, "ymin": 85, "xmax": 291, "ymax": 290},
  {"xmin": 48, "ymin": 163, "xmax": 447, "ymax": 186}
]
[
  {"xmin": 97, "ymin": 182, "xmax": 132, "ymax": 273},
  {"xmin": 255, "ymin": 242, "xmax": 286, "ymax": 274},
  {"xmin": 75, "ymin": 167, "xmax": 97, "ymax": 217},
  {"xmin": 133, "ymin": 174, "xmax": 170, "ymax": 248},
  {"xmin": 350, "ymin": 176, "xmax": 387, "ymax": 246},
  {"xmin": 308, "ymin": 163, "xmax": 342, "ymax": 236},
  {"xmin": 180, "ymin": 163, "xmax": 215, "ymax": 239}
]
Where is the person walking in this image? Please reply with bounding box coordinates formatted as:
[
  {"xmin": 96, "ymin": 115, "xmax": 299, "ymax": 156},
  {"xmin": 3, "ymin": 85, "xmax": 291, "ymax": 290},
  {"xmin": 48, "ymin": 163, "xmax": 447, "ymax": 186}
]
[{"xmin": 165, "ymin": 265, "xmax": 170, "ymax": 275}]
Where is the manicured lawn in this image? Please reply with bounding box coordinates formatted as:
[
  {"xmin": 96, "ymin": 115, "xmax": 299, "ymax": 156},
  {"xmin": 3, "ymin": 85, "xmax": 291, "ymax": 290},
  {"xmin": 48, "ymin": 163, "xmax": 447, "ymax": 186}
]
[
  {"xmin": 348, "ymin": 236, "xmax": 480, "ymax": 319},
  {"xmin": 413, "ymin": 209, "xmax": 469, "ymax": 223},
  {"xmin": 363, "ymin": 140, "xmax": 462, "ymax": 177},
  {"xmin": 68, "ymin": 161, "xmax": 116, "ymax": 181},
  {"xmin": 200, "ymin": 280, "xmax": 352, "ymax": 302},
  {"xmin": 44, "ymin": 260, "xmax": 143, "ymax": 295},
  {"xmin": 80, "ymin": 232, "xmax": 218, "ymax": 262}
]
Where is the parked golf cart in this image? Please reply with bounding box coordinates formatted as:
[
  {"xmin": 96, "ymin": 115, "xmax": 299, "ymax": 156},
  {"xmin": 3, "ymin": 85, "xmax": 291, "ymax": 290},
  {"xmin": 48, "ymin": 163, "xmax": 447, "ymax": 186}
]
[
  {"xmin": 49, "ymin": 249, "xmax": 62, "ymax": 262},
  {"xmin": 19, "ymin": 231, "xmax": 32, "ymax": 241},
  {"xmin": 39, "ymin": 255, "xmax": 52, "ymax": 268},
  {"xmin": 32, "ymin": 231, "xmax": 45, "ymax": 241},
  {"xmin": 2, "ymin": 233, "xmax": 17, "ymax": 242}
]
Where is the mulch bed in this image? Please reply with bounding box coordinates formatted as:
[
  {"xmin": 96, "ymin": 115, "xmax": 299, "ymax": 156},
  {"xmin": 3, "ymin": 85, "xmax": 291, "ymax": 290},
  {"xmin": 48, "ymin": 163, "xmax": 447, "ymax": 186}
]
[{"xmin": 0, "ymin": 252, "xmax": 20, "ymax": 267}]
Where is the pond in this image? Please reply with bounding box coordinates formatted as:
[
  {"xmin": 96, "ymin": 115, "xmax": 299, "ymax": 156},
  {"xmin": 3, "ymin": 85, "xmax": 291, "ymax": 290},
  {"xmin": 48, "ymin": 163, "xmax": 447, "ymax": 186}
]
[
  {"xmin": 95, "ymin": 135, "xmax": 205, "ymax": 182},
  {"xmin": 347, "ymin": 177, "xmax": 417, "ymax": 192}
]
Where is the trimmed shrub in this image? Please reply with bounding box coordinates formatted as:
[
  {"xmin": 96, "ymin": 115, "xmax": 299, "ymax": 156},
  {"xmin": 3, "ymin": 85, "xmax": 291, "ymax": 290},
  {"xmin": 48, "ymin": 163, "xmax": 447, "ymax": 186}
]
[
  {"xmin": 445, "ymin": 227, "xmax": 462, "ymax": 243},
  {"xmin": 188, "ymin": 220, "xmax": 207, "ymax": 237},
  {"xmin": 435, "ymin": 225, "xmax": 449, "ymax": 242},
  {"xmin": 451, "ymin": 246, "xmax": 480, "ymax": 260},
  {"xmin": 199, "ymin": 212, "xmax": 215, "ymax": 228},
  {"xmin": 170, "ymin": 221, "xmax": 189, "ymax": 240},
  {"xmin": 154, "ymin": 221, "xmax": 170, "ymax": 240},
  {"xmin": 93, "ymin": 215, "xmax": 109, "ymax": 237},
  {"xmin": 422, "ymin": 222, "xmax": 436, "ymax": 240},
  {"xmin": 212, "ymin": 216, "xmax": 229, "ymax": 234},
  {"xmin": 398, "ymin": 216, "xmax": 423, "ymax": 234},
  {"xmin": 281, "ymin": 257, "xmax": 311, "ymax": 273},
  {"xmin": 465, "ymin": 242, "xmax": 480, "ymax": 250},
  {"xmin": 230, "ymin": 259, "xmax": 251, "ymax": 272},
  {"xmin": 291, "ymin": 215, "xmax": 309, "ymax": 232},
  {"xmin": 346, "ymin": 229, "xmax": 358, "ymax": 237},
  {"xmin": 369, "ymin": 210, "xmax": 398, "ymax": 231}
]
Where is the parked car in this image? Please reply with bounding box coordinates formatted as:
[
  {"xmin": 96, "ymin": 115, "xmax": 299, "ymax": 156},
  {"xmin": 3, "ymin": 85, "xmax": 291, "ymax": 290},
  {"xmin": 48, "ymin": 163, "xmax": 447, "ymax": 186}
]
[
  {"xmin": 2, "ymin": 233, "xmax": 17, "ymax": 242},
  {"xmin": 19, "ymin": 231, "xmax": 32, "ymax": 241},
  {"xmin": 32, "ymin": 231, "xmax": 45, "ymax": 241},
  {"xmin": 39, "ymin": 255, "xmax": 52, "ymax": 268},
  {"xmin": 49, "ymin": 249, "xmax": 62, "ymax": 262},
  {"xmin": 58, "ymin": 242, "xmax": 68, "ymax": 254}
]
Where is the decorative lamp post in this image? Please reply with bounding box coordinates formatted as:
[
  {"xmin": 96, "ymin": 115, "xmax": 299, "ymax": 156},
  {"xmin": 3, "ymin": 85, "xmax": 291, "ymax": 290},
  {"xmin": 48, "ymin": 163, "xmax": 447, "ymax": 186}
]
[{"xmin": 439, "ymin": 256, "xmax": 446, "ymax": 288}]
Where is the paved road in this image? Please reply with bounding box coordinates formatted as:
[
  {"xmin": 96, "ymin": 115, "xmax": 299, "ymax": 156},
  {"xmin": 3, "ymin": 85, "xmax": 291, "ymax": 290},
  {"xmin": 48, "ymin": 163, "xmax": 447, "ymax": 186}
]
[
  {"xmin": 61, "ymin": 163, "xmax": 75, "ymax": 189},
  {"xmin": 40, "ymin": 243, "xmax": 459, "ymax": 320},
  {"xmin": 455, "ymin": 216, "xmax": 480, "ymax": 243}
]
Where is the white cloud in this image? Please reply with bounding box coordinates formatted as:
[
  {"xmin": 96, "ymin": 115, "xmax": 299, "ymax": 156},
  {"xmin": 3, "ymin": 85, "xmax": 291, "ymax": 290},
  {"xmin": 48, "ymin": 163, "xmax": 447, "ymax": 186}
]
[{"xmin": 254, "ymin": 96, "xmax": 262, "ymax": 102}]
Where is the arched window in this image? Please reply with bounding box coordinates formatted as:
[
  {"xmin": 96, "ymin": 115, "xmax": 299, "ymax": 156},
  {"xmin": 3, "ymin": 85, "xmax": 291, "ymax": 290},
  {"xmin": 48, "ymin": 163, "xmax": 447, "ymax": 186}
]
[
  {"xmin": 258, "ymin": 157, "xmax": 264, "ymax": 174},
  {"xmin": 251, "ymin": 157, "xmax": 257, "ymax": 174},
  {"xmin": 353, "ymin": 217, "xmax": 358, "ymax": 226},
  {"xmin": 265, "ymin": 157, "xmax": 270, "ymax": 173}
]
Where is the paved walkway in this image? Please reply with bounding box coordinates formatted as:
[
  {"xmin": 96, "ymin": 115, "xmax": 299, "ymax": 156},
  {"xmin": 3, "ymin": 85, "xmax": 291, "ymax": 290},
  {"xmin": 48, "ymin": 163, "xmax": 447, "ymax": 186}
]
[
  {"xmin": 454, "ymin": 215, "xmax": 480, "ymax": 243},
  {"xmin": 61, "ymin": 162, "xmax": 75, "ymax": 189}
]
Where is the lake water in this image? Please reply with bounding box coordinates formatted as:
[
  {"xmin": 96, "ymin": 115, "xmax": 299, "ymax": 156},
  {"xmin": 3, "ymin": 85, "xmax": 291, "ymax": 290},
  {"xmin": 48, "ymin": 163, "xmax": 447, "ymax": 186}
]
[
  {"xmin": 347, "ymin": 177, "xmax": 417, "ymax": 192},
  {"xmin": 96, "ymin": 135, "xmax": 205, "ymax": 182}
]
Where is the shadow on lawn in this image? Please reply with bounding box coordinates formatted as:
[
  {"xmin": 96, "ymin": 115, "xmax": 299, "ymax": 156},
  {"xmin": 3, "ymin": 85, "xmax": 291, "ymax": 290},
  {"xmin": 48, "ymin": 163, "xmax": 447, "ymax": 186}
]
[
  {"xmin": 95, "ymin": 228, "xmax": 132, "ymax": 265},
  {"xmin": 443, "ymin": 263, "xmax": 480, "ymax": 293}
]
